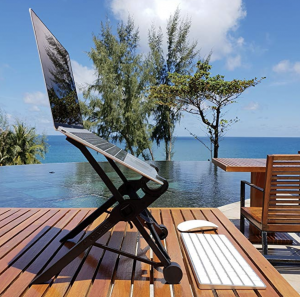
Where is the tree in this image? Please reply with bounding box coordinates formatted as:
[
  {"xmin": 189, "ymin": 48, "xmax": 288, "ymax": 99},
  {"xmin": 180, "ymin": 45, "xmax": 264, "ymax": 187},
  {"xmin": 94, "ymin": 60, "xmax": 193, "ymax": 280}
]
[
  {"xmin": 150, "ymin": 60, "xmax": 265, "ymax": 158},
  {"xmin": 83, "ymin": 17, "xmax": 154, "ymax": 160},
  {"xmin": 11, "ymin": 122, "xmax": 48, "ymax": 165},
  {"xmin": 148, "ymin": 8, "xmax": 199, "ymax": 160},
  {"xmin": 0, "ymin": 109, "xmax": 48, "ymax": 166},
  {"xmin": 0, "ymin": 109, "xmax": 13, "ymax": 166}
]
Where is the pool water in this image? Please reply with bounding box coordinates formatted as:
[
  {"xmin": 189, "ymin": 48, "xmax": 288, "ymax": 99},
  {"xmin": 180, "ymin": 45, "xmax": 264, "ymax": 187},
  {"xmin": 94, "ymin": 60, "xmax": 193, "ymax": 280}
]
[{"xmin": 0, "ymin": 161, "xmax": 250, "ymax": 208}]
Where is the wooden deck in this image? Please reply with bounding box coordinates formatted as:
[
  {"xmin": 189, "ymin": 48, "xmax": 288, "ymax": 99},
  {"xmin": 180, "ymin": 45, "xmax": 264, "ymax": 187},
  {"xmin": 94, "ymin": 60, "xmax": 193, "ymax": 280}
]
[{"xmin": 0, "ymin": 207, "xmax": 298, "ymax": 297}]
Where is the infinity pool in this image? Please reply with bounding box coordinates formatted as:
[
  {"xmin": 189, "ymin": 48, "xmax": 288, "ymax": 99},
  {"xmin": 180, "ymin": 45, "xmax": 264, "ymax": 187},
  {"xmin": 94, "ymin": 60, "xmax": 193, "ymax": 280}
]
[{"xmin": 0, "ymin": 161, "xmax": 249, "ymax": 208}]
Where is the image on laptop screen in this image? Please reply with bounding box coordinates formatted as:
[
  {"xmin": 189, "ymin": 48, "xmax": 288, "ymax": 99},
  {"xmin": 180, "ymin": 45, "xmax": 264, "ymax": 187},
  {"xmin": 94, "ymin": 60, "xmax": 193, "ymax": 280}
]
[{"xmin": 30, "ymin": 10, "xmax": 83, "ymax": 129}]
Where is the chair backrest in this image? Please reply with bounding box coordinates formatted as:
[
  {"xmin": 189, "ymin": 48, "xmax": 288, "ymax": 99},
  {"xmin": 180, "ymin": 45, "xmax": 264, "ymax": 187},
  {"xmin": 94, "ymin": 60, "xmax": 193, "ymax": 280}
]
[{"xmin": 262, "ymin": 154, "xmax": 300, "ymax": 228}]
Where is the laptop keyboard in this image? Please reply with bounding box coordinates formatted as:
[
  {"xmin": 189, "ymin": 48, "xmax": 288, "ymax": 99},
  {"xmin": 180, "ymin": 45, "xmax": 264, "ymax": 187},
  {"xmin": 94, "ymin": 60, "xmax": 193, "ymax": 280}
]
[
  {"xmin": 71, "ymin": 132, "xmax": 127, "ymax": 161},
  {"xmin": 181, "ymin": 233, "xmax": 266, "ymax": 289},
  {"xmin": 68, "ymin": 130, "xmax": 162, "ymax": 184}
]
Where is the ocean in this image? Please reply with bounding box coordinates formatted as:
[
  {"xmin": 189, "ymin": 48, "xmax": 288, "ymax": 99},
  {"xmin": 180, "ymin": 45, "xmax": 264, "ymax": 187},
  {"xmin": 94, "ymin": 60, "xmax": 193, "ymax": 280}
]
[{"xmin": 42, "ymin": 136, "xmax": 300, "ymax": 163}]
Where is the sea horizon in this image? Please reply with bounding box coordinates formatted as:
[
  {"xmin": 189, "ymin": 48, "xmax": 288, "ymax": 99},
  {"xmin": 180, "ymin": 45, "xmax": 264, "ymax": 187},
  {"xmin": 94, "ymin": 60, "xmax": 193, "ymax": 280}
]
[{"xmin": 40, "ymin": 135, "xmax": 300, "ymax": 164}]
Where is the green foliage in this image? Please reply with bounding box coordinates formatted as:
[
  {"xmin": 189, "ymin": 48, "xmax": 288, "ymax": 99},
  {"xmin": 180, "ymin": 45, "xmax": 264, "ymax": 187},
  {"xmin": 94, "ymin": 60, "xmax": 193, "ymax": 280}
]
[
  {"xmin": 11, "ymin": 122, "xmax": 48, "ymax": 165},
  {"xmin": 148, "ymin": 8, "xmax": 199, "ymax": 160},
  {"xmin": 0, "ymin": 109, "xmax": 13, "ymax": 165},
  {"xmin": 150, "ymin": 60, "xmax": 265, "ymax": 158},
  {"xmin": 83, "ymin": 17, "xmax": 154, "ymax": 160},
  {"xmin": 45, "ymin": 35, "xmax": 82, "ymax": 126},
  {"xmin": 0, "ymin": 110, "xmax": 48, "ymax": 166}
]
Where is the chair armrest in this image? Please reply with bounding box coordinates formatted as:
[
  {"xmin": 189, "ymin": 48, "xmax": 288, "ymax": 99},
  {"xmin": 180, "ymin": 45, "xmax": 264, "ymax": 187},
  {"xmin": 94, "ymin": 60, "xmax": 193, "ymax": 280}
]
[
  {"xmin": 241, "ymin": 180, "xmax": 264, "ymax": 192},
  {"xmin": 240, "ymin": 180, "xmax": 264, "ymax": 208}
]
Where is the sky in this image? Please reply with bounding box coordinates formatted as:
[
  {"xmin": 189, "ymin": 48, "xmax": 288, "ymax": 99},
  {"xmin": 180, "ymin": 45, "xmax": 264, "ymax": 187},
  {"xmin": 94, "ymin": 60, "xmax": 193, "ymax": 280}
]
[{"xmin": 0, "ymin": 0, "xmax": 300, "ymax": 137}]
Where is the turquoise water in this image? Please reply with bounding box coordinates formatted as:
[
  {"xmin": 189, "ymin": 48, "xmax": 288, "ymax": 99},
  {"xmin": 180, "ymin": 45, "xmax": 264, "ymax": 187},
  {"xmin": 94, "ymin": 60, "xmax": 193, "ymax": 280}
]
[{"xmin": 42, "ymin": 136, "xmax": 300, "ymax": 163}]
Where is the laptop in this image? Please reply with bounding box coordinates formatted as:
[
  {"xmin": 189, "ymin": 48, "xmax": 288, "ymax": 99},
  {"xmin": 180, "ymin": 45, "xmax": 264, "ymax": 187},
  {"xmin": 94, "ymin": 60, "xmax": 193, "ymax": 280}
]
[{"xmin": 29, "ymin": 9, "xmax": 163, "ymax": 185}]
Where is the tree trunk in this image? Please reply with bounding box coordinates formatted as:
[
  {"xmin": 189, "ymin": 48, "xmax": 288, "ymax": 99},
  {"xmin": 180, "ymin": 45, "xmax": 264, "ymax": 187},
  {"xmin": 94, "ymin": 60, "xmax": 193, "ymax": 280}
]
[
  {"xmin": 165, "ymin": 140, "xmax": 170, "ymax": 161},
  {"xmin": 123, "ymin": 135, "xmax": 135, "ymax": 156},
  {"xmin": 164, "ymin": 115, "xmax": 173, "ymax": 161},
  {"xmin": 149, "ymin": 147, "xmax": 155, "ymax": 161},
  {"xmin": 213, "ymin": 139, "xmax": 219, "ymax": 158},
  {"xmin": 213, "ymin": 108, "xmax": 220, "ymax": 158},
  {"xmin": 167, "ymin": 139, "xmax": 172, "ymax": 161}
]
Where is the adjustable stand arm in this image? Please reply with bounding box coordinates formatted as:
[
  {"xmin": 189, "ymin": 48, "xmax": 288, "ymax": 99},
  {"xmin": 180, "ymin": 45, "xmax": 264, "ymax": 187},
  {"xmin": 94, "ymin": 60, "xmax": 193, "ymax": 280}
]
[
  {"xmin": 66, "ymin": 137, "xmax": 124, "ymax": 202},
  {"xmin": 30, "ymin": 137, "xmax": 183, "ymax": 285}
]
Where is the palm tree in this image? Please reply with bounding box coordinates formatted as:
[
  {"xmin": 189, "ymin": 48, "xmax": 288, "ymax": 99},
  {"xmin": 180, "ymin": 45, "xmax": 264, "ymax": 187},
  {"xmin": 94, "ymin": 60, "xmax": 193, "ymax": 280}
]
[
  {"xmin": 0, "ymin": 109, "xmax": 15, "ymax": 165},
  {"xmin": 0, "ymin": 129, "xmax": 14, "ymax": 166},
  {"xmin": 11, "ymin": 122, "xmax": 48, "ymax": 165}
]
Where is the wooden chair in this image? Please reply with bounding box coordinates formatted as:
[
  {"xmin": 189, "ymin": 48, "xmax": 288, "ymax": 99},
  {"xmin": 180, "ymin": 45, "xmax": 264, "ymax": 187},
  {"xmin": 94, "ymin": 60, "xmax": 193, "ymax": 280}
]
[{"xmin": 240, "ymin": 154, "xmax": 300, "ymax": 256}]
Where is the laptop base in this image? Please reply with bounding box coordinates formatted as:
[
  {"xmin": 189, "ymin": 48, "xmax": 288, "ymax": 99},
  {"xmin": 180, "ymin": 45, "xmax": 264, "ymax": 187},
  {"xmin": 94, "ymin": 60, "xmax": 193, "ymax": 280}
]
[{"xmin": 30, "ymin": 137, "xmax": 182, "ymax": 285}]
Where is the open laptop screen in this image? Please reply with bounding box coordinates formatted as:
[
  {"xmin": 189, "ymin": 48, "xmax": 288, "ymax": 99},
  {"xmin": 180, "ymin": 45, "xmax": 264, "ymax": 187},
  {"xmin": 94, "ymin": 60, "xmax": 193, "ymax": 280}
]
[{"xmin": 30, "ymin": 9, "xmax": 83, "ymax": 129}]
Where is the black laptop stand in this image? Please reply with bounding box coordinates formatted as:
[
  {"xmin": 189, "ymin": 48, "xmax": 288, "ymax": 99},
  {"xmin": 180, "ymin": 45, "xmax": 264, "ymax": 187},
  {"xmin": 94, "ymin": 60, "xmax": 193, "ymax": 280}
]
[{"xmin": 31, "ymin": 137, "xmax": 182, "ymax": 285}]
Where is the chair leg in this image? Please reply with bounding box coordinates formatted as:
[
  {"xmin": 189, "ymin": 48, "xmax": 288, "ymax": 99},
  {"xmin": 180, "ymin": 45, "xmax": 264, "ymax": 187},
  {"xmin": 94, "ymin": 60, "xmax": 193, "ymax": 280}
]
[
  {"xmin": 240, "ymin": 214, "xmax": 245, "ymax": 234},
  {"xmin": 262, "ymin": 231, "xmax": 268, "ymax": 255}
]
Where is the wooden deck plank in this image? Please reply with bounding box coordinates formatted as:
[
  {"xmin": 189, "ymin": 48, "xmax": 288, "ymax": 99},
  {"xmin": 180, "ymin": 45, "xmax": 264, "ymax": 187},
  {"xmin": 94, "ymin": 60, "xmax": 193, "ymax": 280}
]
[
  {"xmin": 0, "ymin": 209, "xmax": 21, "ymax": 222},
  {"xmin": 152, "ymin": 209, "xmax": 172, "ymax": 297},
  {"xmin": 87, "ymin": 221, "xmax": 127, "ymax": 297},
  {"xmin": 22, "ymin": 210, "xmax": 94, "ymax": 297},
  {"xmin": 0, "ymin": 209, "xmax": 86, "ymax": 297},
  {"xmin": 65, "ymin": 213, "xmax": 110, "ymax": 297},
  {"xmin": 110, "ymin": 224, "xmax": 138, "ymax": 297},
  {"xmin": 0, "ymin": 209, "xmax": 13, "ymax": 218},
  {"xmin": 0, "ymin": 209, "xmax": 69, "ymax": 274},
  {"xmin": 0, "ymin": 209, "xmax": 59, "ymax": 259},
  {"xmin": 161, "ymin": 209, "xmax": 193, "ymax": 297},
  {"xmin": 0, "ymin": 209, "xmax": 50, "ymax": 247},
  {"xmin": 131, "ymin": 224, "xmax": 151, "ymax": 297},
  {"xmin": 0, "ymin": 209, "xmax": 31, "ymax": 232},
  {"xmin": 0, "ymin": 209, "xmax": 40, "ymax": 239},
  {"xmin": 0, "ymin": 207, "xmax": 298, "ymax": 297},
  {"xmin": 0, "ymin": 209, "xmax": 79, "ymax": 296}
]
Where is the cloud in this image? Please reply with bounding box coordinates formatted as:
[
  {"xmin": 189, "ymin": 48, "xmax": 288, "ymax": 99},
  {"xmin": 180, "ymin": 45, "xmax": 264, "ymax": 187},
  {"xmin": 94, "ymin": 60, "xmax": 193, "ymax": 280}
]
[
  {"xmin": 272, "ymin": 60, "xmax": 300, "ymax": 85},
  {"xmin": 244, "ymin": 102, "xmax": 259, "ymax": 110},
  {"xmin": 39, "ymin": 118, "xmax": 51, "ymax": 124},
  {"xmin": 23, "ymin": 91, "xmax": 48, "ymax": 106},
  {"xmin": 271, "ymin": 60, "xmax": 300, "ymax": 86},
  {"xmin": 236, "ymin": 37, "xmax": 244, "ymax": 47},
  {"xmin": 272, "ymin": 60, "xmax": 291, "ymax": 73},
  {"xmin": 226, "ymin": 54, "xmax": 241, "ymax": 71},
  {"xmin": 293, "ymin": 62, "xmax": 300, "ymax": 74},
  {"xmin": 269, "ymin": 80, "xmax": 294, "ymax": 87},
  {"xmin": 247, "ymin": 42, "xmax": 268, "ymax": 56},
  {"xmin": 30, "ymin": 105, "xmax": 41, "ymax": 112},
  {"xmin": 0, "ymin": 64, "xmax": 12, "ymax": 81},
  {"xmin": 71, "ymin": 60, "xmax": 96, "ymax": 93},
  {"xmin": 110, "ymin": 0, "xmax": 246, "ymax": 60}
]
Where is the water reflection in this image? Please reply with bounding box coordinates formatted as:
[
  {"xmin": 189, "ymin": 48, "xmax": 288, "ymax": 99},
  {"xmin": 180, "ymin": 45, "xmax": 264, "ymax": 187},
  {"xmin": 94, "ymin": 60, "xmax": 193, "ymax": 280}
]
[{"xmin": 0, "ymin": 161, "xmax": 249, "ymax": 208}]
